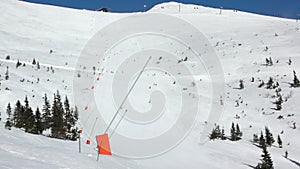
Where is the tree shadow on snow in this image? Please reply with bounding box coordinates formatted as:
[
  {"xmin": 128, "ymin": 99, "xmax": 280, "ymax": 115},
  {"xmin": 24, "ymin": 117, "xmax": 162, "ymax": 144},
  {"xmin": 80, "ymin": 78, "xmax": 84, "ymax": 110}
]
[
  {"xmin": 242, "ymin": 163, "xmax": 255, "ymax": 169},
  {"xmin": 283, "ymin": 156, "xmax": 300, "ymax": 167}
]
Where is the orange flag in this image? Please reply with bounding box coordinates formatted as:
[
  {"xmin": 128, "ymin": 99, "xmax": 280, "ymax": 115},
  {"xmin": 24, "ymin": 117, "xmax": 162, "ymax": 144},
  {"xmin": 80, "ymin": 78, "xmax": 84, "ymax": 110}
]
[{"xmin": 96, "ymin": 134, "xmax": 112, "ymax": 156}]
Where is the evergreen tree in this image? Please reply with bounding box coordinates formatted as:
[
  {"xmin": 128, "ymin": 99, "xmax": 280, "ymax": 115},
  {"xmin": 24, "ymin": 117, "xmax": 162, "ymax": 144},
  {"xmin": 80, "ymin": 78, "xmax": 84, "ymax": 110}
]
[
  {"xmin": 265, "ymin": 58, "xmax": 270, "ymax": 65},
  {"xmin": 36, "ymin": 62, "xmax": 40, "ymax": 69},
  {"xmin": 253, "ymin": 134, "xmax": 259, "ymax": 143},
  {"xmin": 5, "ymin": 66, "xmax": 9, "ymax": 80},
  {"xmin": 73, "ymin": 106, "xmax": 79, "ymax": 123},
  {"xmin": 239, "ymin": 80, "xmax": 244, "ymax": 89},
  {"xmin": 23, "ymin": 97, "xmax": 35, "ymax": 133},
  {"xmin": 69, "ymin": 128, "xmax": 79, "ymax": 141},
  {"xmin": 64, "ymin": 96, "xmax": 72, "ymax": 130},
  {"xmin": 266, "ymin": 77, "xmax": 274, "ymax": 89},
  {"xmin": 34, "ymin": 107, "xmax": 43, "ymax": 134},
  {"xmin": 259, "ymin": 131, "xmax": 265, "ymax": 147},
  {"xmin": 51, "ymin": 91, "xmax": 65, "ymax": 139},
  {"xmin": 236, "ymin": 123, "xmax": 243, "ymax": 140},
  {"xmin": 64, "ymin": 96, "xmax": 74, "ymax": 139},
  {"xmin": 69, "ymin": 106, "xmax": 79, "ymax": 141},
  {"xmin": 275, "ymin": 94, "xmax": 283, "ymax": 110},
  {"xmin": 269, "ymin": 57, "xmax": 273, "ymax": 66},
  {"xmin": 292, "ymin": 70, "xmax": 300, "ymax": 87},
  {"xmin": 221, "ymin": 127, "xmax": 226, "ymax": 140},
  {"xmin": 265, "ymin": 127, "xmax": 275, "ymax": 147},
  {"xmin": 258, "ymin": 80, "xmax": 265, "ymax": 88},
  {"xmin": 42, "ymin": 94, "xmax": 52, "ymax": 130},
  {"xmin": 209, "ymin": 125, "xmax": 221, "ymax": 140},
  {"xmin": 230, "ymin": 122, "xmax": 237, "ymax": 141},
  {"xmin": 5, "ymin": 103, "xmax": 12, "ymax": 130},
  {"xmin": 16, "ymin": 60, "xmax": 22, "ymax": 68},
  {"xmin": 32, "ymin": 58, "xmax": 36, "ymax": 65},
  {"xmin": 255, "ymin": 143, "xmax": 274, "ymax": 169},
  {"xmin": 13, "ymin": 100, "xmax": 23, "ymax": 127},
  {"xmin": 277, "ymin": 135, "xmax": 282, "ymax": 148}
]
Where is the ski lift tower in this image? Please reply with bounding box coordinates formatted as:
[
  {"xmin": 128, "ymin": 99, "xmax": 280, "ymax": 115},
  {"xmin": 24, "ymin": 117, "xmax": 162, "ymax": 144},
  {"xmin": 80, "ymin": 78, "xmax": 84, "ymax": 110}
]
[{"xmin": 219, "ymin": 6, "xmax": 223, "ymax": 15}]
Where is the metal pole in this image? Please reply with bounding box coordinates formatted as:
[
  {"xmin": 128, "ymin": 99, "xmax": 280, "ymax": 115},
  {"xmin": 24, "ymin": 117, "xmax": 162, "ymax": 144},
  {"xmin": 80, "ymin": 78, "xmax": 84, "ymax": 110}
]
[
  {"xmin": 79, "ymin": 133, "xmax": 81, "ymax": 153},
  {"xmin": 104, "ymin": 56, "xmax": 152, "ymax": 134}
]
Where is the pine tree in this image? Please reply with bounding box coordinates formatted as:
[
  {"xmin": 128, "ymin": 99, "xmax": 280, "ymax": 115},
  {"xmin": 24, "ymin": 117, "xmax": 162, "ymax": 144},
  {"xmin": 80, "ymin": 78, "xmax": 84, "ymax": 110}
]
[
  {"xmin": 34, "ymin": 107, "xmax": 43, "ymax": 134},
  {"xmin": 42, "ymin": 94, "xmax": 52, "ymax": 130},
  {"xmin": 265, "ymin": 58, "xmax": 270, "ymax": 65},
  {"xmin": 23, "ymin": 97, "xmax": 35, "ymax": 133},
  {"xmin": 239, "ymin": 80, "xmax": 244, "ymax": 89},
  {"xmin": 269, "ymin": 57, "xmax": 273, "ymax": 66},
  {"xmin": 5, "ymin": 66, "xmax": 9, "ymax": 80},
  {"xmin": 5, "ymin": 103, "xmax": 12, "ymax": 130},
  {"xmin": 253, "ymin": 134, "xmax": 259, "ymax": 143},
  {"xmin": 266, "ymin": 77, "xmax": 274, "ymax": 89},
  {"xmin": 230, "ymin": 122, "xmax": 237, "ymax": 141},
  {"xmin": 265, "ymin": 127, "xmax": 275, "ymax": 147},
  {"xmin": 292, "ymin": 70, "xmax": 300, "ymax": 87},
  {"xmin": 64, "ymin": 96, "xmax": 73, "ymax": 139},
  {"xmin": 16, "ymin": 60, "xmax": 22, "ymax": 68},
  {"xmin": 69, "ymin": 127, "xmax": 79, "ymax": 141},
  {"xmin": 259, "ymin": 131, "xmax": 265, "ymax": 147},
  {"xmin": 277, "ymin": 135, "xmax": 282, "ymax": 148},
  {"xmin": 256, "ymin": 143, "xmax": 274, "ymax": 169},
  {"xmin": 221, "ymin": 127, "xmax": 226, "ymax": 140},
  {"xmin": 36, "ymin": 62, "xmax": 40, "ymax": 69},
  {"xmin": 236, "ymin": 123, "xmax": 242, "ymax": 140},
  {"xmin": 274, "ymin": 94, "xmax": 283, "ymax": 111},
  {"xmin": 32, "ymin": 58, "xmax": 36, "ymax": 65},
  {"xmin": 14, "ymin": 100, "xmax": 25, "ymax": 128},
  {"xmin": 69, "ymin": 106, "xmax": 79, "ymax": 141},
  {"xmin": 51, "ymin": 91, "xmax": 65, "ymax": 139},
  {"xmin": 258, "ymin": 80, "xmax": 265, "ymax": 88},
  {"xmin": 209, "ymin": 125, "xmax": 221, "ymax": 140}
]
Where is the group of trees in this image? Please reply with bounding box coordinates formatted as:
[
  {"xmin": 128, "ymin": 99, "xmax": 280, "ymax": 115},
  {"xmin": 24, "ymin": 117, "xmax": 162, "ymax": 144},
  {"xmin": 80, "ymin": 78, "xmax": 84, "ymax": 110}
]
[
  {"xmin": 209, "ymin": 122, "xmax": 242, "ymax": 141},
  {"xmin": 253, "ymin": 127, "xmax": 278, "ymax": 169},
  {"xmin": 253, "ymin": 127, "xmax": 282, "ymax": 148},
  {"xmin": 5, "ymin": 91, "xmax": 79, "ymax": 141},
  {"xmin": 265, "ymin": 57, "xmax": 273, "ymax": 66}
]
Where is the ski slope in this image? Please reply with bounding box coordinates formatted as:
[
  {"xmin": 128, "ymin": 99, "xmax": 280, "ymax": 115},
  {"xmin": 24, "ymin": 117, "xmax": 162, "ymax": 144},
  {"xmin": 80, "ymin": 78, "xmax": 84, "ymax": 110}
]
[{"xmin": 0, "ymin": 0, "xmax": 300, "ymax": 168}]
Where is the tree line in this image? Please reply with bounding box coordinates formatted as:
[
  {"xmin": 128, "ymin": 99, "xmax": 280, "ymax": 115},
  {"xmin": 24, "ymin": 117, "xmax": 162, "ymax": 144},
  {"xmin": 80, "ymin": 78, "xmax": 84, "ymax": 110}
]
[{"xmin": 5, "ymin": 90, "xmax": 79, "ymax": 141}]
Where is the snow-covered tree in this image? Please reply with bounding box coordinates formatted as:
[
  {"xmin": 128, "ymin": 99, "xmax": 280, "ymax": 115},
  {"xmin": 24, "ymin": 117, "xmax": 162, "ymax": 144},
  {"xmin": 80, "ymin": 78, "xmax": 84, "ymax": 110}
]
[{"xmin": 209, "ymin": 125, "xmax": 221, "ymax": 140}]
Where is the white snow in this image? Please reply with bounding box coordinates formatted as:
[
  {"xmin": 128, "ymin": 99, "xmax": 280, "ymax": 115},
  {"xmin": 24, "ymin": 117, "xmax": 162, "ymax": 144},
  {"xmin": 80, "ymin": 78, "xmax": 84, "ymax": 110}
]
[{"xmin": 0, "ymin": 0, "xmax": 300, "ymax": 168}]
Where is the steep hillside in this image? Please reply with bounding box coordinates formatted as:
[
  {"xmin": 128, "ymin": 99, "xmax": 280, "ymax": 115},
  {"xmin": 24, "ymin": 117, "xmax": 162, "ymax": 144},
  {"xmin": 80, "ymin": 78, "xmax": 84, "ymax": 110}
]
[{"xmin": 0, "ymin": 0, "xmax": 300, "ymax": 168}]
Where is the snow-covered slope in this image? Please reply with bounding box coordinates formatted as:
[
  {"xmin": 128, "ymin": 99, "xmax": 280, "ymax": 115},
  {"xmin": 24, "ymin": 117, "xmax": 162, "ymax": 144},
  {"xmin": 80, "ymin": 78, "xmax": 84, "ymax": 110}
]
[{"xmin": 0, "ymin": 0, "xmax": 300, "ymax": 168}]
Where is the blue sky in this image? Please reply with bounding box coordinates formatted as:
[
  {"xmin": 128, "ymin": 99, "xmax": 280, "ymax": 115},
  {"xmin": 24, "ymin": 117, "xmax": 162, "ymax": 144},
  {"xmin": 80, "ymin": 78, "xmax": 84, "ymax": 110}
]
[{"xmin": 24, "ymin": 0, "xmax": 300, "ymax": 19}]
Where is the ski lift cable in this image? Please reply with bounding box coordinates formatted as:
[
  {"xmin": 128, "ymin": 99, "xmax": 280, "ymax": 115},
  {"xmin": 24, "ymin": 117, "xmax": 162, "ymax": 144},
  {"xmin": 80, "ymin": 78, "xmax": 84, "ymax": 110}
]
[
  {"xmin": 104, "ymin": 56, "xmax": 152, "ymax": 134},
  {"xmin": 89, "ymin": 117, "xmax": 99, "ymax": 139}
]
